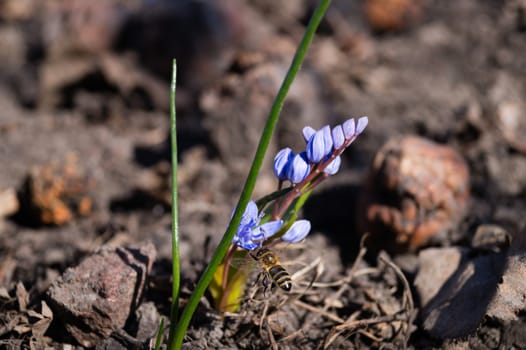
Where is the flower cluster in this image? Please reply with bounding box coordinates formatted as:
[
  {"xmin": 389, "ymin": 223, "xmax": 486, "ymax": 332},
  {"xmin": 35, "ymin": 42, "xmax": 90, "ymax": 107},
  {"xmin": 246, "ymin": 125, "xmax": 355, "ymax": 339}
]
[
  {"xmin": 231, "ymin": 116, "xmax": 368, "ymax": 251},
  {"xmin": 232, "ymin": 200, "xmax": 311, "ymax": 251},
  {"xmin": 273, "ymin": 116, "xmax": 368, "ymax": 184}
]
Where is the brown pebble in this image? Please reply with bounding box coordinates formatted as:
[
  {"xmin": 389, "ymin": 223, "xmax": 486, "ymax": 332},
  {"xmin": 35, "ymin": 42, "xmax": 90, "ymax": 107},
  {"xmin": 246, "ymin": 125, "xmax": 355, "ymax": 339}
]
[
  {"xmin": 359, "ymin": 136, "xmax": 470, "ymax": 253},
  {"xmin": 364, "ymin": 0, "xmax": 423, "ymax": 33},
  {"xmin": 20, "ymin": 153, "xmax": 95, "ymax": 225},
  {"xmin": 46, "ymin": 242, "xmax": 156, "ymax": 347}
]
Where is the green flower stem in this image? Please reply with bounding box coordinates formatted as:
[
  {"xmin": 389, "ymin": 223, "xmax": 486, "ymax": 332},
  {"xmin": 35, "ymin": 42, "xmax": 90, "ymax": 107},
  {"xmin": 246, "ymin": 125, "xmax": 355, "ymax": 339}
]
[
  {"xmin": 167, "ymin": 59, "xmax": 180, "ymax": 346},
  {"xmin": 169, "ymin": 0, "xmax": 332, "ymax": 348}
]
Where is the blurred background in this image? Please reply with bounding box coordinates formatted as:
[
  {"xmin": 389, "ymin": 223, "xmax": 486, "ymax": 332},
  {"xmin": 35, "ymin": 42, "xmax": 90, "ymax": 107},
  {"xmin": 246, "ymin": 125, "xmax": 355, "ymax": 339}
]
[{"xmin": 1, "ymin": 0, "xmax": 526, "ymax": 348}]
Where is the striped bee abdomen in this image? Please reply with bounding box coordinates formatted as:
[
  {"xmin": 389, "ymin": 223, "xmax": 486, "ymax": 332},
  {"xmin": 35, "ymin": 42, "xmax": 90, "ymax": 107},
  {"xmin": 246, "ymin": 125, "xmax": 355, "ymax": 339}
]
[{"xmin": 268, "ymin": 265, "xmax": 292, "ymax": 291}]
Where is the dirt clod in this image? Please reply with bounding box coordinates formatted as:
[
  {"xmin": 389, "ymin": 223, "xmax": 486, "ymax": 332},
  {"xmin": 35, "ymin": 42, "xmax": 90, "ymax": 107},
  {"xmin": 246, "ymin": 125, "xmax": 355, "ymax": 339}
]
[
  {"xmin": 20, "ymin": 153, "xmax": 95, "ymax": 226},
  {"xmin": 359, "ymin": 136, "xmax": 470, "ymax": 253}
]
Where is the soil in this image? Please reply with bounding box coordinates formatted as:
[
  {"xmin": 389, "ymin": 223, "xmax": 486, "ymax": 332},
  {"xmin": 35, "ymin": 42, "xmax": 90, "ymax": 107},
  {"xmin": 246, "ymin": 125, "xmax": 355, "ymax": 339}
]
[{"xmin": 1, "ymin": 0, "xmax": 526, "ymax": 349}]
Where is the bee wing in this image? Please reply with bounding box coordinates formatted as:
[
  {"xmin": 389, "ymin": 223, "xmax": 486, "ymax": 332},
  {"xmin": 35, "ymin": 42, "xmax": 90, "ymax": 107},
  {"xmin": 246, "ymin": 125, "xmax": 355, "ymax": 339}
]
[{"xmin": 228, "ymin": 255, "xmax": 257, "ymax": 271}]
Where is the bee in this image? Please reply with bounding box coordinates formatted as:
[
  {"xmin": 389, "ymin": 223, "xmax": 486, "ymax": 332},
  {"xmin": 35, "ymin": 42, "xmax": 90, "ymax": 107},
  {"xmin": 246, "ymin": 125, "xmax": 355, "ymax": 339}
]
[{"xmin": 250, "ymin": 247, "xmax": 292, "ymax": 292}]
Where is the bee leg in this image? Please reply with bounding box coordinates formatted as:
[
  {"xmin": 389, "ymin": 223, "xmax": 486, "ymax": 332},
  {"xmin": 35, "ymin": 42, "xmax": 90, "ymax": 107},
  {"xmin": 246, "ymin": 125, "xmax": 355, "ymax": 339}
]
[
  {"xmin": 254, "ymin": 272, "xmax": 262, "ymax": 286},
  {"xmin": 262, "ymin": 275, "xmax": 271, "ymax": 297}
]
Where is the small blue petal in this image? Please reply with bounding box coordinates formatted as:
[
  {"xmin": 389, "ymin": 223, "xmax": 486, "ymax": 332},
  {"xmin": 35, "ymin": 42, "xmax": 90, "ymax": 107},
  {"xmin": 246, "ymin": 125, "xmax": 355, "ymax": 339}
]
[
  {"xmin": 273, "ymin": 148, "xmax": 294, "ymax": 180},
  {"xmin": 282, "ymin": 220, "xmax": 311, "ymax": 243},
  {"xmin": 250, "ymin": 227, "xmax": 265, "ymax": 241},
  {"xmin": 331, "ymin": 125, "xmax": 345, "ymax": 149},
  {"xmin": 302, "ymin": 126, "xmax": 316, "ymax": 143},
  {"xmin": 236, "ymin": 238, "xmax": 259, "ymax": 251},
  {"xmin": 287, "ymin": 152, "xmax": 310, "ymax": 183},
  {"xmin": 342, "ymin": 118, "xmax": 356, "ymax": 139},
  {"xmin": 306, "ymin": 128, "xmax": 329, "ymax": 163},
  {"xmin": 240, "ymin": 200, "xmax": 259, "ymax": 227},
  {"xmin": 322, "ymin": 126, "xmax": 333, "ymax": 155},
  {"xmin": 324, "ymin": 156, "xmax": 341, "ymax": 175},
  {"xmin": 259, "ymin": 220, "xmax": 284, "ymax": 239},
  {"xmin": 356, "ymin": 116, "xmax": 368, "ymax": 134}
]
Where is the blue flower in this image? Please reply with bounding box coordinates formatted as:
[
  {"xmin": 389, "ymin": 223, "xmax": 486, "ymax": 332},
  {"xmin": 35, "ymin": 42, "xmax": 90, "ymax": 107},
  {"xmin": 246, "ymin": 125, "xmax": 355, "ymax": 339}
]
[
  {"xmin": 282, "ymin": 220, "xmax": 311, "ymax": 243},
  {"xmin": 232, "ymin": 201, "xmax": 283, "ymax": 250},
  {"xmin": 306, "ymin": 125, "xmax": 333, "ymax": 163},
  {"xmin": 286, "ymin": 152, "xmax": 310, "ymax": 183},
  {"xmin": 273, "ymin": 148, "xmax": 294, "ymax": 181}
]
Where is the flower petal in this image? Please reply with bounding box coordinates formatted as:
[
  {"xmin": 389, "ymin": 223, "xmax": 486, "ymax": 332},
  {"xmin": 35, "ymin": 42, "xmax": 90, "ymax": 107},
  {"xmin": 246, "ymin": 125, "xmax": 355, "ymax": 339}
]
[
  {"xmin": 273, "ymin": 148, "xmax": 294, "ymax": 180},
  {"xmin": 281, "ymin": 220, "xmax": 311, "ymax": 243},
  {"xmin": 342, "ymin": 118, "xmax": 356, "ymax": 139},
  {"xmin": 306, "ymin": 127, "xmax": 331, "ymax": 163},
  {"xmin": 331, "ymin": 125, "xmax": 345, "ymax": 149},
  {"xmin": 240, "ymin": 200, "xmax": 259, "ymax": 227},
  {"xmin": 322, "ymin": 125, "xmax": 333, "ymax": 155},
  {"xmin": 356, "ymin": 116, "xmax": 368, "ymax": 134},
  {"xmin": 324, "ymin": 155, "xmax": 341, "ymax": 175},
  {"xmin": 287, "ymin": 152, "xmax": 310, "ymax": 183},
  {"xmin": 236, "ymin": 237, "xmax": 259, "ymax": 251},
  {"xmin": 259, "ymin": 220, "xmax": 284, "ymax": 239},
  {"xmin": 302, "ymin": 126, "xmax": 316, "ymax": 143}
]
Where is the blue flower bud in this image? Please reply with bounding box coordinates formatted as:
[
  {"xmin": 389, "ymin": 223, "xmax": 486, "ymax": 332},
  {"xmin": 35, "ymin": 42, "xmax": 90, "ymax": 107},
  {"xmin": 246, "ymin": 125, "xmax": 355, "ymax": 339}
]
[
  {"xmin": 306, "ymin": 126, "xmax": 332, "ymax": 163},
  {"xmin": 331, "ymin": 125, "xmax": 345, "ymax": 149},
  {"xmin": 322, "ymin": 125, "xmax": 333, "ymax": 154},
  {"xmin": 324, "ymin": 155, "xmax": 341, "ymax": 175},
  {"xmin": 286, "ymin": 152, "xmax": 310, "ymax": 183},
  {"xmin": 342, "ymin": 118, "xmax": 356, "ymax": 139},
  {"xmin": 302, "ymin": 126, "xmax": 316, "ymax": 143},
  {"xmin": 282, "ymin": 220, "xmax": 311, "ymax": 243},
  {"xmin": 356, "ymin": 116, "xmax": 368, "ymax": 134},
  {"xmin": 273, "ymin": 148, "xmax": 294, "ymax": 180}
]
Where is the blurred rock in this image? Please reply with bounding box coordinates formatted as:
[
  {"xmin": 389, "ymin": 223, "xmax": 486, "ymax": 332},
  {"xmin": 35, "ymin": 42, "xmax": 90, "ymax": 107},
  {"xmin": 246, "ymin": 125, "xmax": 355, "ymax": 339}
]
[
  {"xmin": 471, "ymin": 224, "xmax": 511, "ymax": 253},
  {"xmin": 133, "ymin": 302, "xmax": 161, "ymax": 342},
  {"xmin": 42, "ymin": 0, "xmax": 128, "ymax": 57},
  {"xmin": 490, "ymin": 72, "xmax": 526, "ymax": 154},
  {"xmin": 39, "ymin": 53, "xmax": 169, "ymax": 114},
  {"xmin": 20, "ymin": 153, "xmax": 95, "ymax": 225},
  {"xmin": 359, "ymin": 136, "xmax": 470, "ymax": 253},
  {"xmin": 416, "ymin": 224, "xmax": 526, "ymax": 339},
  {"xmin": 115, "ymin": 0, "xmax": 245, "ymax": 90},
  {"xmin": 414, "ymin": 247, "xmax": 466, "ymax": 308},
  {"xmin": 416, "ymin": 246, "xmax": 507, "ymax": 339},
  {"xmin": 486, "ymin": 227, "xmax": 526, "ymax": 322},
  {"xmin": 0, "ymin": 25, "xmax": 27, "ymax": 69},
  {"xmin": 0, "ymin": 187, "xmax": 19, "ymax": 218},
  {"xmin": 46, "ymin": 242, "xmax": 156, "ymax": 348},
  {"xmin": 0, "ymin": 0, "xmax": 36, "ymax": 20},
  {"xmin": 364, "ymin": 0, "xmax": 423, "ymax": 33},
  {"xmin": 486, "ymin": 152, "xmax": 526, "ymax": 196}
]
